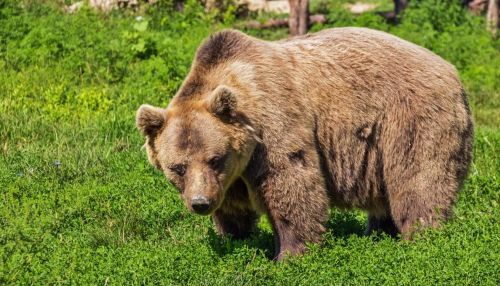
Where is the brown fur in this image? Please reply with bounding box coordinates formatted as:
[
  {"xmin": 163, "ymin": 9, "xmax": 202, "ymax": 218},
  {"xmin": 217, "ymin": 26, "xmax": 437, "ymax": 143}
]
[{"xmin": 136, "ymin": 28, "xmax": 473, "ymax": 260}]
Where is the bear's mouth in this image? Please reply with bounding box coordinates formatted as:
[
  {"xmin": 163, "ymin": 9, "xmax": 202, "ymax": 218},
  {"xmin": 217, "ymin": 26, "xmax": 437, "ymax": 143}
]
[{"xmin": 191, "ymin": 206, "xmax": 213, "ymax": 216}]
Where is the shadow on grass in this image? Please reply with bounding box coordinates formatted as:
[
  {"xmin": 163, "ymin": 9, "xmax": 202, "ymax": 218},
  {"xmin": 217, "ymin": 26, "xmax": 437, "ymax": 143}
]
[
  {"xmin": 326, "ymin": 211, "xmax": 366, "ymax": 238},
  {"xmin": 207, "ymin": 211, "xmax": 368, "ymax": 259},
  {"xmin": 207, "ymin": 227, "xmax": 275, "ymax": 259}
]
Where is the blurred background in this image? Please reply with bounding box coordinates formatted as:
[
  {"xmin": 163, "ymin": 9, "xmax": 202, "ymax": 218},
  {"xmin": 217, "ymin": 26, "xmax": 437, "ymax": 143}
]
[{"xmin": 1, "ymin": 0, "xmax": 497, "ymax": 125}]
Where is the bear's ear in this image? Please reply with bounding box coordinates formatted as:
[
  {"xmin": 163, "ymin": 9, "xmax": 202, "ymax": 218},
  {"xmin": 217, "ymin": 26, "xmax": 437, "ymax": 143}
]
[
  {"xmin": 136, "ymin": 104, "xmax": 165, "ymax": 138},
  {"xmin": 206, "ymin": 85, "xmax": 238, "ymax": 120}
]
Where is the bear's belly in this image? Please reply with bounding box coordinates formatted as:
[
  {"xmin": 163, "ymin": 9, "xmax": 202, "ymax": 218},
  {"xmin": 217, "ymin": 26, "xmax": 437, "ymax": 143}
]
[{"xmin": 316, "ymin": 122, "xmax": 386, "ymax": 212}]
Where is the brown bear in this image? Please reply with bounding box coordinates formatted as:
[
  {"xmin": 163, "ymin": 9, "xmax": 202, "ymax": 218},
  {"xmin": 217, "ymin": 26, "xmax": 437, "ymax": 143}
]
[{"xmin": 136, "ymin": 28, "xmax": 473, "ymax": 260}]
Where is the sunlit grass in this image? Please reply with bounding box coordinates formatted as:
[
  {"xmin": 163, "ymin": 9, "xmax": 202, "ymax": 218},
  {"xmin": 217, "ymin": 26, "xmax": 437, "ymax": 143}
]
[{"xmin": 1, "ymin": 0, "xmax": 499, "ymax": 284}]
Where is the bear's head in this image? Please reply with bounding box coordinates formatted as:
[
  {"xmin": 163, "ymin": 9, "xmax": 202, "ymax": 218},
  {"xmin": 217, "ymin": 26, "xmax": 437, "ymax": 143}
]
[{"xmin": 136, "ymin": 85, "xmax": 260, "ymax": 215}]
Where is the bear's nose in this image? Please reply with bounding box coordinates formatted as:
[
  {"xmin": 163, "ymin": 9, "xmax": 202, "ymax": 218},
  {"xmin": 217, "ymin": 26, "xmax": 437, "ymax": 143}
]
[{"xmin": 191, "ymin": 195, "xmax": 211, "ymax": 214}]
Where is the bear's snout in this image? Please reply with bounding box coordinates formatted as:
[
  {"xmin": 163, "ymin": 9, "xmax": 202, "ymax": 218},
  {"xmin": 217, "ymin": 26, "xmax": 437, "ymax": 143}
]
[{"xmin": 190, "ymin": 195, "xmax": 212, "ymax": 215}]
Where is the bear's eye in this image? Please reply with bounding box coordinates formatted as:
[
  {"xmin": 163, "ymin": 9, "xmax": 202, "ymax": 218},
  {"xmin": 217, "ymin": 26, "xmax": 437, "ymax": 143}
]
[
  {"xmin": 169, "ymin": 164, "xmax": 187, "ymax": 177},
  {"xmin": 208, "ymin": 155, "xmax": 224, "ymax": 170}
]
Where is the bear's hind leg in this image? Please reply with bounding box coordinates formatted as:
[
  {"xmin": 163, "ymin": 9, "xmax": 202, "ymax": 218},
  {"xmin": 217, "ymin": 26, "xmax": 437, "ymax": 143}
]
[
  {"xmin": 384, "ymin": 165, "xmax": 457, "ymax": 238},
  {"xmin": 381, "ymin": 108, "xmax": 470, "ymax": 238},
  {"xmin": 388, "ymin": 191, "xmax": 450, "ymax": 238},
  {"xmin": 384, "ymin": 152, "xmax": 460, "ymax": 237}
]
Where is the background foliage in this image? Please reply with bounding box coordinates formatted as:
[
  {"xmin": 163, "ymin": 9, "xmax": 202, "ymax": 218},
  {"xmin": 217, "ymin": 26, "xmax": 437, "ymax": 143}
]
[{"xmin": 0, "ymin": 0, "xmax": 499, "ymax": 284}]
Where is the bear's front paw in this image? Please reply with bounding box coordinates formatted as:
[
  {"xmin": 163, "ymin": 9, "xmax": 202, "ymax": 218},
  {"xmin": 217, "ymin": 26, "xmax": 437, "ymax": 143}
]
[{"xmin": 274, "ymin": 243, "xmax": 306, "ymax": 261}]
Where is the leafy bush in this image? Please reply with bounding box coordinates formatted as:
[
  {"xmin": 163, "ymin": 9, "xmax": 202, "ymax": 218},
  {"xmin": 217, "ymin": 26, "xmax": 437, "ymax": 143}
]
[{"xmin": 0, "ymin": 0, "xmax": 216, "ymax": 120}]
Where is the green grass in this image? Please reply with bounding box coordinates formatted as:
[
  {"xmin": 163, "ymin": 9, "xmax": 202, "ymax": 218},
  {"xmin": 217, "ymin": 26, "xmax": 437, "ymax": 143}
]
[{"xmin": 1, "ymin": 0, "xmax": 499, "ymax": 285}]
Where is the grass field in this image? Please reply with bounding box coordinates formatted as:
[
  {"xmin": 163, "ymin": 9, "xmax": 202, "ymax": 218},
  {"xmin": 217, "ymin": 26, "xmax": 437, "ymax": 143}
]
[{"xmin": 1, "ymin": 0, "xmax": 499, "ymax": 285}]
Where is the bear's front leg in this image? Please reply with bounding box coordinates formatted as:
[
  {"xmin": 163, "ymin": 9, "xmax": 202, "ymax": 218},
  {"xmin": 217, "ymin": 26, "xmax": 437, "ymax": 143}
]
[
  {"xmin": 211, "ymin": 178, "xmax": 258, "ymax": 239},
  {"xmin": 212, "ymin": 208, "xmax": 257, "ymax": 239},
  {"xmin": 254, "ymin": 152, "xmax": 330, "ymax": 260}
]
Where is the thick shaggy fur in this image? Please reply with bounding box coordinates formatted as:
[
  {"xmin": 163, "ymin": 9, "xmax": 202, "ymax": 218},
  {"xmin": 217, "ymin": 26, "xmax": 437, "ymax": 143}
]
[{"xmin": 136, "ymin": 28, "xmax": 473, "ymax": 260}]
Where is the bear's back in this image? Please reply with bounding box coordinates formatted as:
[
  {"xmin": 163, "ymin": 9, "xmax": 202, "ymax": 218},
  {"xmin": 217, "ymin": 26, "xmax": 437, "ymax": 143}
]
[{"xmin": 274, "ymin": 27, "xmax": 461, "ymax": 99}]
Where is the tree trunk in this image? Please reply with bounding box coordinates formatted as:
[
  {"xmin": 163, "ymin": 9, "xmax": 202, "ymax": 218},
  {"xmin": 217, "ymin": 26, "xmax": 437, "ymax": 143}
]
[
  {"xmin": 289, "ymin": 0, "xmax": 309, "ymax": 36},
  {"xmin": 394, "ymin": 0, "xmax": 408, "ymax": 15},
  {"xmin": 298, "ymin": 0, "xmax": 309, "ymax": 35},
  {"xmin": 486, "ymin": 0, "xmax": 499, "ymax": 35}
]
